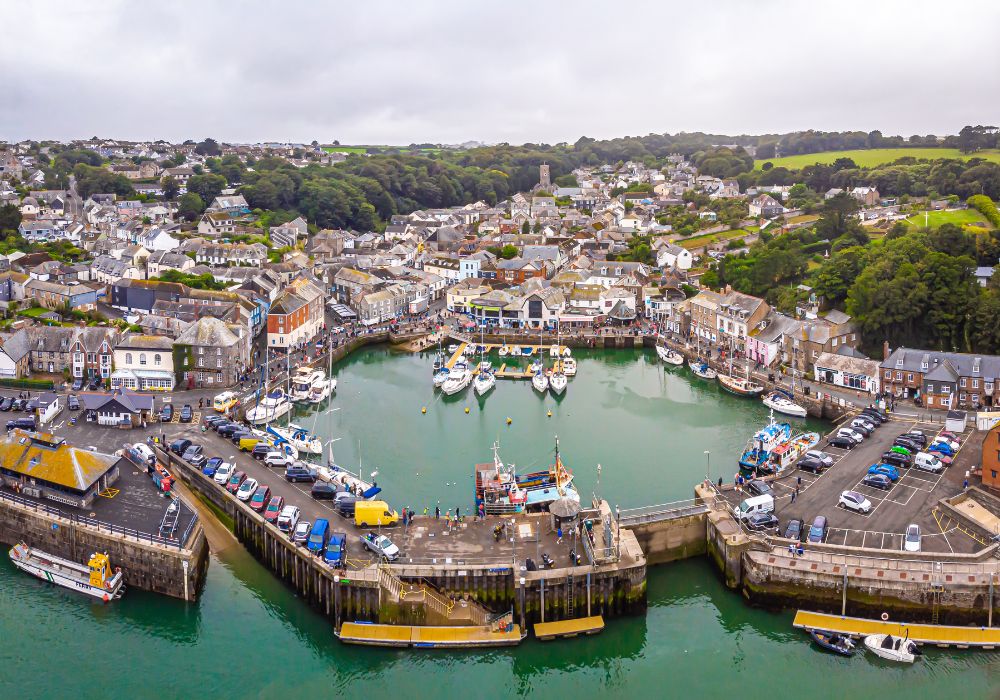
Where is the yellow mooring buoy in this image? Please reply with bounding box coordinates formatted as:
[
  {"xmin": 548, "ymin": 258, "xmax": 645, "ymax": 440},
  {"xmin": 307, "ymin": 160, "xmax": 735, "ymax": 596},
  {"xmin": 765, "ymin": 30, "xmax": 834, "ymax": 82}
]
[
  {"xmin": 465, "ymin": 407, "xmax": 470, "ymax": 414},
  {"xmin": 422, "ymin": 406, "xmax": 427, "ymax": 414},
  {"xmin": 547, "ymin": 410, "xmax": 552, "ymax": 417},
  {"xmin": 506, "ymin": 417, "xmax": 512, "ymax": 425}
]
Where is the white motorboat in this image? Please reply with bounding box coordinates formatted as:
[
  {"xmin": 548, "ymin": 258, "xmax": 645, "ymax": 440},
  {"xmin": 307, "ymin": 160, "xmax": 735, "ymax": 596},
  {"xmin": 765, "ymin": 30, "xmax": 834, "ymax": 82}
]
[
  {"xmin": 474, "ymin": 369, "xmax": 496, "ymax": 395},
  {"xmin": 289, "ymin": 368, "xmax": 326, "ymax": 403},
  {"xmin": 532, "ymin": 370, "xmax": 549, "ymax": 393},
  {"xmin": 563, "ymin": 358, "xmax": 577, "ymax": 376},
  {"xmin": 245, "ymin": 390, "xmax": 293, "ymax": 424},
  {"xmin": 268, "ymin": 423, "xmax": 322, "ymax": 454},
  {"xmin": 762, "ymin": 391, "xmax": 808, "ymax": 418},
  {"xmin": 447, "ymin": 344, "xmax": 459, "ymax": 353},
  {"xmin": 307, "ymin": 377, "xmax": 336, "ymax": 404},
  {"xmin": 433, "ymin": 367, "xmax": 450, "ymax": 387},
  {"xmin": 864, "ymin": 634, "xmax": 921, "ymax": 663},
  {"xmin": 562, "ymin": 347, "xmax": 572, "ymax": 357},
  {"xmin": 442, "ymin": 367, "xmax": 472, "ymax": 395},
  {"xmin": 549, "ymin": 370, "xmax": 567, "ymax": 395},
  {"xmin": 549, "ymin": 345, "xmax": 562, "ymax": 358},
  {"xmin": 9, "ymin": 542, "xmax": 124, "ymax": 601},
  {"xmin": 656, "ymin": 345, "xmax": 684, "ymax": 365},
  {"xmin": 498, "ymin": 345, "xmax": 509, "ymax": 357}
]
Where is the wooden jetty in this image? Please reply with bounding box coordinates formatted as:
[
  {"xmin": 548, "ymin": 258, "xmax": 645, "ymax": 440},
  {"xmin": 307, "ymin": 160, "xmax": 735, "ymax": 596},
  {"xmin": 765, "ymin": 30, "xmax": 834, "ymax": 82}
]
[
  {"xmin": 337, "ymin": 621, "xmax": 524, "ymax": 648},
  {"xmin": 793, "ymin": 610, "xmax": 1000, "ymax": 649},
  {"xmin": 534, "ymin": 615, "xmax": 605, "ymax": 640}
]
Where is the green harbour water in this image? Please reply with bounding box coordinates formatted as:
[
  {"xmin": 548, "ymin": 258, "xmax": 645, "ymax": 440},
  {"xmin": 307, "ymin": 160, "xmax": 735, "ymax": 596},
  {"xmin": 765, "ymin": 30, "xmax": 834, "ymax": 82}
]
[{"xmin": 2, "ymin": 346, "xmax": 999, "ymax": 698}]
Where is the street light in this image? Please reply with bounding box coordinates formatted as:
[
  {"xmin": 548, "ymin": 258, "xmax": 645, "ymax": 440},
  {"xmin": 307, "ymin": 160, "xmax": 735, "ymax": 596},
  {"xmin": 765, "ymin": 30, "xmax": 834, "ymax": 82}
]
[{"xmin": 704, "ymin": 450, "xmax": 711, "ymax": 484}]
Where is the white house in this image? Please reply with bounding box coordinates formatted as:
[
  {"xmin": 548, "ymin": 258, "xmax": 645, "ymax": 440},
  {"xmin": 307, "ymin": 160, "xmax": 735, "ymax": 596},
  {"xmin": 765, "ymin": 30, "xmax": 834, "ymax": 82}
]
[
  {"xmin": 111, "ymin": 334, "xmax": 175, "ymax": 391},
  {"xmin": 656, "ymin": 243, "xmax": 693, "ymax": 271}
]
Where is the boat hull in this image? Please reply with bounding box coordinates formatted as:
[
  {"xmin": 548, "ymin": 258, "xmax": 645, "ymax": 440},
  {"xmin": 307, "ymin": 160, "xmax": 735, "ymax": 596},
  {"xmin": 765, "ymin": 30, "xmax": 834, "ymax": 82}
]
[
  {"xmin": 863, "ymin": 635, "xmax": 919, "ymax": 663},
  {"xmin": 688, "ymin": 361, "xmax": 718, "ymax": 380},
  {"xmin": 809, "ymin": 630, "xmax": 855, "ymax": 657},
  {"xmin": 474, "ymin": 376, "xmax": 495, "ymax": 396},
  {"xmin": 531, "ymin": 375, "xmax": 549, "ymax": 393},
  {"xmin": 763, "ymin": 393, "xmax": 808, "ymax": 417},
  {"xmin": 549, "ymin": 375, "xmax": 567, "ymax": 395},
  {"xmin": 9, "ymin": 545, "xmax": 124, "ymax": 601},
  {"xmin": 718, "ymin": 374, "xmax": 764, "ymax": 397},
  {"xmin": 246, "ymin": 402, "xmax": 293, "ymax": 425}
]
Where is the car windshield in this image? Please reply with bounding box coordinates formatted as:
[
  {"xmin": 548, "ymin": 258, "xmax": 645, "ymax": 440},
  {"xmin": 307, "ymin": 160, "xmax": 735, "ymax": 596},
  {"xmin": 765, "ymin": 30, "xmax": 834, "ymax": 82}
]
[
  {"xmin": 906, "ymin": 528, "xmax": 919, "ymax": 541},
  {"xmin": 309, "ymin": 533, "xmax": 323, "ymax": 544},
  {"xmin": 327, "ymin": 543, "xmax": 342, "ymax": 553}
]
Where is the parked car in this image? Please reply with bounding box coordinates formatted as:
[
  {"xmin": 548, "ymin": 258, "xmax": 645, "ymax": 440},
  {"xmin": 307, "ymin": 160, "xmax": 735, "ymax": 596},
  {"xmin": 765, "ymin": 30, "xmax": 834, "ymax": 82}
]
[
  {"xmin": 214, "ymin": 462, "xmax": 236, "ymax": 485},
  {"xmin": 293, "ymin": 520, "xmax": 311, "ymax": 545},
  {"xmin": 746, "ymin": 479, "xmax": 773, "ymax": 497},
  {"xmin": 67, "ymin": 394, "xmax": 80, "ymax": 411},
  {"xmin": 249, "ymin": 486, "xmax": 272, "ymax": 513},
  {"xmin": 181, "ymin": 445, "xmax": 203, "ymax": 462},
  {"xmin": 71, "ymin": 378, "xmax": 84, "ymax": 391},
  {"xmin": 229, "ymin": 430, "xmax": 253, "ymax": 445},
  {"xmin": 88, "ymin": 376, "xmax": 102, "ymax": 390},
  {"xmin": 836, "ymin": 427, "xmax": 864, "ymax": 444},
  {"xmin": 203, "ymin": 415, "xmax": 227, "ymax": 428},
  {"xmin": 848, "ymin": 420, "xmax": 873, "ymax": 437},
  {"xmin": 217, "ymin": 423, "xmax": 241, "ymax": 438},
  {"xmin": 284, "ymin": 464, "xmax": 316, "ymax": 482},
  {"xmin": 880, "ymin": 451, "xmax": 912, "ymax": 469},
  {"xmin": 323, "ymin": 532, "xmax": 347, "ymax": 566},
  {"xmin": 804, "ymin": 450, "xmax": 834, "ymax": 468},
  {"xmin": 202, "ymin": 457, "xmax": 224, "ymax": 477},
  {"xmin": 839, "ymin": 490, "xmax": 872, "ymax": 513},
  {"xmin": 226, "ymin": 470, "xmax": 247, "ymax": 494},
  {"xmin": 169, "ymin": 438, "xmax": 192, "ymax": 456},
  {"xmin": 903, "ymin": 523, "xmax": 921, "ymax": 552},
  {"xmin": 188, "ymin": 453, "xmax": 207, "ymax": 468},
  {"xmin": 179, "ymin": 404, "xmax": 193, "ymax": 423},
  {"xmin": 311, "ymin": 481, "xmax": 338, "ymax": 500},
  {"xmin": 11, "ymin": 398, "xmax": 26, "ymax": 411},
  {"xmin": 827, "ymin": 436, "xmax": 855, "ymax": 450},
  {"xmin": 276, "ymin": 505, "xmax": 300, "ymax": 533},
  {"xmin": 913, "ymin": 452, "xmax": 944, "ymax": 473},
  {"xmin": 6, "ymin": 417, "xmax": 35, "ymax": 431},
  {"xmin": 862, "ymin": 473, "xmax": 893, "ymax": 490},
  {"xmin": 307, "ymin": 519, "xmax": 330, "ymax": 553},
  {"xmin": 783, "ymin": 518, "xmax": 803, "ymax": 540},
  {"xmin": 237, "ymin": 478, "xmax": 259, "ymax": 502},
  {"xmin": 160, "ymin": 403, "xmax": 174, "ymax": 422},
  {"xmin": 867, "ymin": 463, "xmax": 900, "ymax": 481},
  {"xmin": 745, "ymin": 512, "xmax": 780, "ymax": 532},
  {"xmin": 860, "ymin": 408, "xmax": 886, "ymax": 424},
  {"xmin": 264, "ymin": 494, "xmax": 285, "ymax": 525},
  {"xmin": 928, "ymin": 441, "xmax": 955, "ymax": 456},
  {"xmin": 927, "ymin": 450, "xmax": 954, "ymax": 465},
  {"xmin": 864, "ymin": 406, "xmax": 888, "ymax": 421},
  {"xmin": 807, "ymin": 515, "xmax": 828, "ymax": 544},
  {"xmin": 892, "ymin": 437, "xmax": 922, "ymax": 453},
  {"xmin": 797, "ymin": 456, "xmax": 826, "ymax": 474},
  {"xmin": 939, "ymin": 430, "xmax": 961, "ymax": 443},
  {"xmin": 0, "ymin": 397, "xmax": 14, "ymax": 411},
  {"xmin": 904, "ymin": 430, "xmax": 928, "ymax": 447},
  {"xmin": 361, "ymin": 532, "xmax": 400, "ymax": 562},
  {"xmin": 265, "ymin": 452, "xmax": 295, "ymax": 468},
  {"xmin": 250, "ymin": 443, "xmax": 272, "ymax": 460}
]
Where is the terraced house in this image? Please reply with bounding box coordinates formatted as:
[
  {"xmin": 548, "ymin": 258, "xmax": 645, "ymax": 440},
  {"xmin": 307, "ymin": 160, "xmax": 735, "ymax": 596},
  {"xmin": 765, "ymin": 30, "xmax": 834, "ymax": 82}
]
[
  {"xmin": 267, "ymin": 277, "xmax": 324, "ymax": 347},
  {"xmin": 881, "ymin": 347, "xmax": 1000, "ymax": 409}
]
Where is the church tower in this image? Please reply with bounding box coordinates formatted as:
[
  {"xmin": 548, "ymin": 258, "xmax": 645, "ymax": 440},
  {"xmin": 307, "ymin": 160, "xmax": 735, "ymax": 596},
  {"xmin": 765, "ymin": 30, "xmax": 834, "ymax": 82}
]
[{"xmin": 538, "ymin": 162, "xmax": 551, "ymax": 188}]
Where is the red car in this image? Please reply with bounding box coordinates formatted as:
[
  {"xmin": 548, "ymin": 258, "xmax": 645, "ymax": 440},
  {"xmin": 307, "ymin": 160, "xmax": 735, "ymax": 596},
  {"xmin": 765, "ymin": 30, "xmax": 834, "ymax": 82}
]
[
  {"xmin": 225, "ymin": 470, "xmax": 246, "ymax": 494},
  {"xmin": 249, "ymin": 485, "xmax": 272, "ymax": 512},
  {"xmin": 263, "ymin": 495, "xmax": 285, "ymax": 523}
]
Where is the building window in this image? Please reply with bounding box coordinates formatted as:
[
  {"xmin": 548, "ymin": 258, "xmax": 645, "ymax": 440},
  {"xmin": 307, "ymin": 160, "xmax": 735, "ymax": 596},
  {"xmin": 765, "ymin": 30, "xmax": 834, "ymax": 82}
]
[
  {"xmin": 126, "ymin": 353, "xmax": 132, "ymax": 365},
  {"xmin": 139, "ymin": 354, "xmax": 146, "ymax": 366},
  {"xmin": 960, "ymin": 378, "xmax": 967, "ymax": 388},
  {"xmin": 895, "ymin": 371, "xmax": 901, "ymax": 381},
  {"xmin": 973, "ymin": 379, "xmax": 979, "ymax": 389},
  {"xmin": 907, "ymin": 373, "xmax": 913, "ymax": 382},
  {"xmin": 885, "ymin": 370, "xmax": 891, "ymax": 379},
  {"xmin": 941, "ymin": 386, "xmax": 950, "ymax": 394},
  {"xmin": 154, "ymin": 354, "xmax": 161, "ymax": 366},
  {"xmin": 927, "ymin": 384, "xmax": 934, "ymax": 393},
  {"xmin": 992, "ymin": 470, "xmax": 997, "ymax": 480}
]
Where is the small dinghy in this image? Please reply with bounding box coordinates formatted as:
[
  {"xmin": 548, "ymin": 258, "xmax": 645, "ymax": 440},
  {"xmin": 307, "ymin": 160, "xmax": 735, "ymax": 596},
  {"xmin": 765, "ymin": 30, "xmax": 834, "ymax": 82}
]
[
  {"xmin": 809, "ymin": 630, "xmax": 856, "ymax": 657},
  {"xmin": 864, "ymin": 633, "xmax": 921, "ymax": 663}
]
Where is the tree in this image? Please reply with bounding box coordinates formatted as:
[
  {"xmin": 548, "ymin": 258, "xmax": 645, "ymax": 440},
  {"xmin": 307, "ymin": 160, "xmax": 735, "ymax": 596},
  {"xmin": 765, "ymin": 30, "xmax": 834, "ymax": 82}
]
[
  {"xmin": 499, "ymin": 244, "xmax": 518, "ymax": 259},
  {"xmin": 0, "ymin": 203, "xmax": 21, "ymax": 232},
  {"xmin": 186, "ymin": 174, "xmax": 226, "ymax": 206},
  {"xmin": 930, "ymin": 223, "xmax": 975, "ymax": 259},
  {"xmin": 161, "ymin": 176, "xmax": 179, "ymax": 200},
  {"xmin": 521, "ymin": 221, "xmax": 530, "ymax": 235},
  {"xmin": 811, "ymin": 246, "xmax": 866, "ymax": 305},
  {"xmin": 177, "ymin": 192, "xmax": 205, "ymax": 220},
  {"xmin": 194, "ymin": 138, "xmax": 221, "ymax": 157},
  {"xmin": 816, "ymin": 193, "xmax": 865, "ymax": 242}
]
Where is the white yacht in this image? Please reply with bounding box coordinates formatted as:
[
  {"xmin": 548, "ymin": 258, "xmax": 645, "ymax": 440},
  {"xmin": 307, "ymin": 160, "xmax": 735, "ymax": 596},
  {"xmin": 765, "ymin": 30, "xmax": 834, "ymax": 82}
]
[
  {"xmin": 245, "ymin": 390, "xmax": 293, "ymax": 424},
  {"xmin": 549, "ymin": 369, "xmax": 567, "ymax": 395},
  {"xmin": 442, "ymin": 365, "xmax": 472, "ymax": 395},
  {"xmin": 531, "ymin": 370, "xmax": 549, "ymax": 393},
  {"xmin": 268, "ymin": 424, "xmax": 322, "ymax": 454},
  {"xmin": 762, "ymin": 391, "xmax": 808, "ymax": 418},
  {"xmin": 289, "ymin": 368, "xmax": 326, "ymax": 403},
  {"xmin": 474, "ymin": 366, "xmax": 496, "ymax": 396},
  {"xmin": 433, "ymin": 367, "xmax": 450, "ymax": 387},
  {"xmin": 562, "ymin": 358, "xmax": 577, "ymax": 376},
  {"xmin": 307, "ymin": 376, "xmax": 336, "ymax": 404}
]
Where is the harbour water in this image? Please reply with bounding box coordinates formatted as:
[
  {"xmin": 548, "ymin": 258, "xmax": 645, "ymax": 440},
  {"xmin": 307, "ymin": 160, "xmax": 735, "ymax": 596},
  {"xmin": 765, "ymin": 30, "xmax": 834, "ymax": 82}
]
[{"xmin": 2, "ymin": 346, "xmax": 999, "ymax": 698}]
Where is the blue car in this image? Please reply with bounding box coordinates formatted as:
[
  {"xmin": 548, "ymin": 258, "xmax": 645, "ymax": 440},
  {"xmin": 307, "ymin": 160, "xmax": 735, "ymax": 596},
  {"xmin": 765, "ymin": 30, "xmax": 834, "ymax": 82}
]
[
  {"xmin": 929, "ymin": 442, "xmax": 954, "ymax": 456},
  {"xmin": 202, "ymin": 457, "xmax": 224, "ymax": 476},
  {"xmin": 867, "ymin": 463, "xmax": 899, "ymax": 481}
]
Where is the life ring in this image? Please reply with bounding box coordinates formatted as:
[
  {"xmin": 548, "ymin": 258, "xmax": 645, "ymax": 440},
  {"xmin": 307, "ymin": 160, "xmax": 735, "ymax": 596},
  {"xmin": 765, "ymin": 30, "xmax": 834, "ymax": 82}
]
[{"xmin": 881, "ymin": 612, "xmax": 889, "ymax": 621}]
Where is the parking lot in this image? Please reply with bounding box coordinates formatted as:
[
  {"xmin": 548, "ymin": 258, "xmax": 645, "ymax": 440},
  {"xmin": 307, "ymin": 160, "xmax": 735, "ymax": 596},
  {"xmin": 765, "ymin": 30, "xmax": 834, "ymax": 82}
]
[{"xmin": 721, "ymin": 414, "xmax": 976, "ymax": 554}]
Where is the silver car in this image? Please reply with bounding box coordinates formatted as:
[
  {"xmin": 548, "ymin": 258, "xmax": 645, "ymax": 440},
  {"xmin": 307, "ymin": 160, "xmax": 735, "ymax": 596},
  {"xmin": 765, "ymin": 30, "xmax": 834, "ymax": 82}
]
[
  {"xmin": 903, "ymin": 524, "xmax": 921, "ymax": 552},
  {"xmin": 293, "ymin": 520, "xmax": 311, "ymax": 545},
  {"xmin": 805, "ymin": 450, "xmax": 834, "ymax": 467}
]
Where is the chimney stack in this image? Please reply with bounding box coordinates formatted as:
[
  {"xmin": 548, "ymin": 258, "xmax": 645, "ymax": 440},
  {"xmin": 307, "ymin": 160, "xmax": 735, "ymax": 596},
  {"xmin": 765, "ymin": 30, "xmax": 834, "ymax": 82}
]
[{"xmin": 883, "ymin": 340, "xmax": 890, "ymax": 361}]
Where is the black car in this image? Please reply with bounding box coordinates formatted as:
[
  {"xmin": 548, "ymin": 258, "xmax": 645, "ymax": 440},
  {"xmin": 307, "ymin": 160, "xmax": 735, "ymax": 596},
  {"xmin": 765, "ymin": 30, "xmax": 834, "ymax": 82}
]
[
  {"xmin": 6, "ymin": 417, "xmax": 35, "ymax": 431},
  {"xmin": 863, "ymin": 406, "xmax": 888, "ymax": 421},
  {"xmin": 860, "ymin": 409, "xmax": 886, "ymax": 424},
  {"xmin": 181, "ymin": 445, "xmax": 203, "ymax": 462},
  {"xmin": 285, "ymin": 464, "xmax": 317, "ymax": 483},
  {"xmin": 783, "ymin": 518, "xmax": 803, "ymax": 540},
  {"xmin": 0, "ymin": 397, "xmax": 13, "ymax": 411},
  {"xmin": 893, "ymin": 437, "xmax": 922, "ymax": 452},
  {"xmin": 67, "ymin": 394, "xmax": 81, "ymax": 411},
  {"xmin": 310, "ymin": 481, "xmax": 338, "ymax": 500},
  {"xmin": 179, "ymin": 404, "xmax": 193, "ymax": 423},
  {"xmin": 88, "ymin": 376, "xmax": 102, "ymax": 390},
  {"xmin": 160, "ymin": 403, "xmax": 174, "ymax": 422},
  {"xmin": 230, "ymin": 430, "xmax": 253, "ymax": 444},
  {"xmin": 203, "ymin": 415, "xmax": 227, "ymax": 428},
  {"xmin": 251, "ymin": 444, "xmax": 272, "ymax": 460},
  {"xmin": 217, "ymin": 423, "xmax": 241, "ymax": 438},
  {"xmin": 881, "ymin": 451, "xmax": 913, "ymax": 468},
  {"xmin": 71, "ymin": 378, "xmax": 84, "ymax": 391},
  {"xmin": 827, "ymin": 436, "xmax": 855, "ymax": 450},
  {"xmin": 903, "ymin": 431, "xmax": 928, "ymax": 447},
  {"xmin": 11, "ymin": 398, "xmax": 25, "ymax": 411},
  {"xmin": 746, "ymin": 479, "xmax": 773, "ymax": 497},
  {"xmin": 862, "ymin": 473, "xmax": 892, "ymax": 490},
  {"xmin": 849, "ymin": 422, "xmax": 874, "ymax": 437},
  {"xmin": 797, "ymin": 456, "xmax": 826, "ymax": 474},
  {"xmin": 169, "ymin": 438, "xmax": 192, "ymax": 456},
  {"xmin": 746, "ymin": 512, "xmax": 780, "ymax": 532}
]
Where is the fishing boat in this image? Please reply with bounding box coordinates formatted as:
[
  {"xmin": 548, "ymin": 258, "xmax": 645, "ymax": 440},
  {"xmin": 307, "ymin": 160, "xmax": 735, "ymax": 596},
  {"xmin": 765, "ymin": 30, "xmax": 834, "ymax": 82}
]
[
  {"xmin": 473, "ymin": 438, "xmax": 579, "ymax": 515},
  {"xmin": 531, "ymin": 369, "xmax": 549, "ymax": 393},
  {"xmin": 562, "ymin": 357, "xmax": 577, "ymax": 376},
  {"xmin": 718, "ymin": 373, "xmax": 765, "ymax": 397},
  {"xmin": 738, "ymin": 410, "xmax": 792, "ymax": 472},
  {"xmin": 864, "ymin": 634, "xmax": 921, "ymax": 663},
  {"xmin": 808, "ymin": 630, "xmax": 856, "ymax": 657},
  {"xmin": 689, "ymin": 359, "xmax": 718, "ymax": 380},
  {"xmin": 268, "ymin": 423, "xmax": 322, "ymax": 454},
  {"xmin": 763, "ymin": 390, "xmax": 808, "ymax": 417},
  {"xmin": 246, "ymin": 389, "xmax": 293, "ymax": 425},
  {"xmin": 766, "ymin": 431, "xmax": 821, "ymax": 473},
  {"xmin": 441, "ymin": 365, "xmax": 472, "ymax": 395},
  {"xmin": 433, "ymin": 367, "xmax": 450, "ymax": 387},
  {"xmin": 9, "ymin": 542, "xmax": 125, "ymax": 601}
]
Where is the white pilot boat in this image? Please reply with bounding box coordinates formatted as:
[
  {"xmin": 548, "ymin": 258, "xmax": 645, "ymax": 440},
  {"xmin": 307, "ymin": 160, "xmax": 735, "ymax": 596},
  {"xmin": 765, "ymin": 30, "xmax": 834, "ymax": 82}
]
[
  {"xmin": 864, "ymin": 634, "xmax": 922, "ymax": 663},
  {"xmin": 9, "ymin": 542, "xmax": 125, "ymax": 601}
]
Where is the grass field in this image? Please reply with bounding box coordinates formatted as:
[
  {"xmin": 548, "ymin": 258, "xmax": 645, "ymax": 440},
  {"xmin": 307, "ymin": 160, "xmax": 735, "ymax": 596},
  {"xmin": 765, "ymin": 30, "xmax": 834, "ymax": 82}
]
[
  {"xmin": 903, "ymin": 208, "xmax": 989, "ymax": 231},
  {"xmin": 322, "ymin": 146, "xmax": 369, "ymax": 154},
  {"xmin": 679, "ymin": 227, "xmax": 754, "ymax": 250},
  {"xmin": 754, "ymin": 148, "xmax": 1000, "ymax": 170}
]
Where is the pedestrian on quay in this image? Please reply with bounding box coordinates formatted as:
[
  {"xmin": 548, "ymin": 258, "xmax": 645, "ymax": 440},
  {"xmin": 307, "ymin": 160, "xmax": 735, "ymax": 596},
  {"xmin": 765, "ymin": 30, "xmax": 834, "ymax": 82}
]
[
  {"xmin": 455, "ymin": 506, "xmax": 461, "ymax": 521},
  {"xmin": 423, "ymin": 507, "xmax": 429, "ymax": 516},
  {"xmin": 557, "ymin": 525, "xmax": 563, "ymax": 544},
  {"xmin": 790, "ymin": 490, "xmax": 796, "ymax": 504},
  {"xmin": 435, "ymin": 505, "xmax": 440, "ymax": 519},
  {"xmin": 797, "ymin": 475, "xmax": 802, "ymax": 488}
]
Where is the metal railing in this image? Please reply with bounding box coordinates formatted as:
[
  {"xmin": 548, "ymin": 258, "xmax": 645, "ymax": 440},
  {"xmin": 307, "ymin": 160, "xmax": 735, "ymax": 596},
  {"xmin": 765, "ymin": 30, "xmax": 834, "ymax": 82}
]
[
  {"xmin": 0, "ymin": 488, "xmax": 189, "ymax": 549},
  {"xmin": 618, "ymin": 498, "xmax": 710, "ymax": 526},
  {"xmin": 761, "ymin": 546, "xmax": 1000, "ymax": 575}
]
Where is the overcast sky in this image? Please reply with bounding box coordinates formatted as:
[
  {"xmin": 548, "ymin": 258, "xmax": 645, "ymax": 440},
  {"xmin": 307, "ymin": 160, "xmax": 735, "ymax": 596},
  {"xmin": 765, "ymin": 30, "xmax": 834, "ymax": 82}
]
[{"xmin": 2, "ymin": 0, "xmax": 998, "ymax": 145}]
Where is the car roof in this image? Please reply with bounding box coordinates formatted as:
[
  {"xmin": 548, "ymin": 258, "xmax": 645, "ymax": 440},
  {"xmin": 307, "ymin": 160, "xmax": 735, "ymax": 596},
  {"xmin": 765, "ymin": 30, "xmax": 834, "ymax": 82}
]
[{"xmin": 843, "ymin": 490, "xmax": 863, "ymax": 499}]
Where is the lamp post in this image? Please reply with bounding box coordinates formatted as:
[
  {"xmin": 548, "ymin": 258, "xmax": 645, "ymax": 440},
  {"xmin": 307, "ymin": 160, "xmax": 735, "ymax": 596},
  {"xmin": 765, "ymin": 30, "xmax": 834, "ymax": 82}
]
[{"xmin": 704, "ymin": 450, "xmax": 711, "ymax": 485}]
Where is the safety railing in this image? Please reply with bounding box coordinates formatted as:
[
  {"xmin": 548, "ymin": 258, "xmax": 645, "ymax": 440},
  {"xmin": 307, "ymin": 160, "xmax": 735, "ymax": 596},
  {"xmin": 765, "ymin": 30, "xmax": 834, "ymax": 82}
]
[{"xmin": 618, "ymin": 498, "xmax": 711, "ymax": 526}]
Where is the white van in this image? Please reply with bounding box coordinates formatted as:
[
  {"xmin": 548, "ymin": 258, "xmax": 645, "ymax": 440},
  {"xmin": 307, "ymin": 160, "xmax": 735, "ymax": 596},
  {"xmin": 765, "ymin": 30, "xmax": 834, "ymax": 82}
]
[
  {"xmin": 913, "ymin": 452, "xmax": 944, "ymax": 473},
  {"xmin": 733, "ymin": 494, "xmax": 775, "ymax": 521},
  {"xmin": 131, "ymin": 442, "xmax": 155, "ymax": 463},
  {"xmin": 276, "ymin": 505, "xmax": 301, "ymax": 533}
]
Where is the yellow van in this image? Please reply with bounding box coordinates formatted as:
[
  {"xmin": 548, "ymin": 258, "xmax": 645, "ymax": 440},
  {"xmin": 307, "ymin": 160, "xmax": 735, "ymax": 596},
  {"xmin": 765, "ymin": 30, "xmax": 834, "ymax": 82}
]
[
  {"xmin": 238, "ymin": 436, "xmax": 261, "ymax": 452},
  {"xmin": 354, "ymin": 500, "xmax": 399, "ymax": 528}
]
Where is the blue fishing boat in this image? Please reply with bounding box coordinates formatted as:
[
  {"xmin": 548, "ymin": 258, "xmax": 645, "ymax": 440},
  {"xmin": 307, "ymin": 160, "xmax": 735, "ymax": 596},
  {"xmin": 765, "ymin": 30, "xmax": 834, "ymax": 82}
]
[{"xmin": 738, "ymin": 410, "xmax": 792, "ymax": 472}]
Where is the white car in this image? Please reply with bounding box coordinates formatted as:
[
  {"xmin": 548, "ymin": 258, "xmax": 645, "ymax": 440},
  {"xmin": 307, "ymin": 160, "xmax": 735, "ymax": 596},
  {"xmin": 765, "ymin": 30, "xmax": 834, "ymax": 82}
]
[
  {"xmin": 839, "ymin": 490, "xmax": 872, "ymax": 513},
  {"xmin": 293, "ymin": 520, "xmax": 311, "ymax": 545},
  {"xmin": 903, "ymin": 523, "xmax": 921, "ymax": 552},
  {"xmin": 236, "ymin": 477, "xmax": 259, "ymax": 501},
  {"xmin": 264, "ymin": 452, "xmax": 294, "ymax": 468},
  {"xmin": 361, "ymin": 532, "xmax": 400, "ymax": 562},
  {"xmin": 837, "ymin": 427, "xmax": 864, "ymax": 444},
  {"xmin": 276, "ymin": 505, "xmax": 301, "ymax": 533},
  {"xmin": 805, "ymin": 450, "xmax": 834, "ymax": 468},
  {"xmin": 214, "ymin": 461, "xmax": 235, "ymax": 485},
  {"xmin": 851, "ymin": 418, "xmax": 876, "ymax": 433}
]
